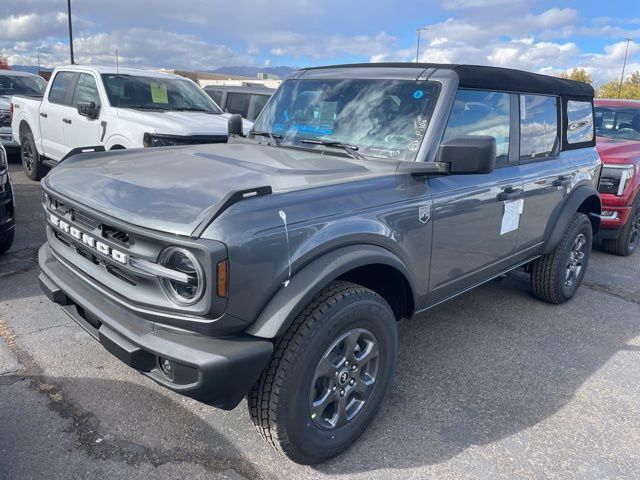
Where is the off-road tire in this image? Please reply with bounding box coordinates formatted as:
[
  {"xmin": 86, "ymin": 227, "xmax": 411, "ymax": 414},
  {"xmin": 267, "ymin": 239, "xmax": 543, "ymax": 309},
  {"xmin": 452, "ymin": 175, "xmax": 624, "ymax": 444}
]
[
  {"xmin": 0, "ymin": 229, "xmax": 14, "ymax": 254},
  {"xmin": 21, "ymin": 129, "xmax": 47, "ymax": 181},
  {"xmin": 531, "ymin": 212, "xmax": 593, "ymax": 304},
  {"xmin": 602, "ymin": 195, "xmax": 640, "ymax": 256},
  {"xmin": 248, "ymin": 280, "xmax": 398, "ymax": 464}
]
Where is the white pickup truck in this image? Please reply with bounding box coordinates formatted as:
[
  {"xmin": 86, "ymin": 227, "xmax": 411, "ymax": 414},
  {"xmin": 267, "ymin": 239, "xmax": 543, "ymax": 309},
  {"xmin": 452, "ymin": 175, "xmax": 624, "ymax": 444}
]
[{"xmin": 11, "ymin": 65, "xmax": 251, "ymax": 180}]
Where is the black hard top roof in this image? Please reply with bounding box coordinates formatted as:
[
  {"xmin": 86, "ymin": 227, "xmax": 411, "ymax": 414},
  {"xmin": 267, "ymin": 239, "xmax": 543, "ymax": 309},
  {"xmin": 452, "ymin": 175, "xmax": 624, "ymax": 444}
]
[{"xmin": 299, "ymin": 62, "xmax": 594, "ymax": 98}]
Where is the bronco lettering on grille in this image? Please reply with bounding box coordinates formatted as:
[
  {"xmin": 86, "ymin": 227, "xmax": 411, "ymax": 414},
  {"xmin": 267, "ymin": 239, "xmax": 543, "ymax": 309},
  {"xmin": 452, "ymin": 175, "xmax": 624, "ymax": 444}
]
[{"xmin": 49, "ymin": 213, "xmax": 129, "ymax": 265}]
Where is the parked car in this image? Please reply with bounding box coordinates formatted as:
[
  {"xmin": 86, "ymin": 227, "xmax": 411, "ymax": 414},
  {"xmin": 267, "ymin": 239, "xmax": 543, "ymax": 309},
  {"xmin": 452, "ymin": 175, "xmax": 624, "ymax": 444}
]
[
  {"xmin": 0, "ymin": 143, "xmax": 14, "ymax": 254},
  {"xmin": 594, "ymin": 99, "xmax": 640, "ymax": 255},
  {"xmin": 11, "ymin": 65, "xmax": 252, "ymax": 180},
  {"xmin": 204, "ymin": 85, "xmax": 274, "ymax": 121},
  {"xmin": 38, "ymin": 63, "xmax": 601, "ymax": 464},
  {"xmin": 0, "ymin": 70, "xmax": 47, "ymax": 150}
]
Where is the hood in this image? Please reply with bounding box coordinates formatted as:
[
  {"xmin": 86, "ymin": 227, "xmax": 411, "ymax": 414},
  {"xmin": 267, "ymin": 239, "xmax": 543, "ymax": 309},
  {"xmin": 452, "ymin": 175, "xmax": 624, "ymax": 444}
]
[
  {"xmin": 45, "ymin": 143, "xmax": 393, "ymax": 236},
  {"xmin": 596, "ymin": 136, "xmax": 640, "ymax": 165},
  {"xmin": 114, "ymin": 108, "xmax": 252, "ymax": 136}
]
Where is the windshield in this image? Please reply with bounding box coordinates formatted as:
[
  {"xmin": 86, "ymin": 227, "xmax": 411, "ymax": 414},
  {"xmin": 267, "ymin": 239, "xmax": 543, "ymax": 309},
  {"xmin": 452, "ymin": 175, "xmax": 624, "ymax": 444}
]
[
  {"xmin": 101, "ymin": 74, "xmax": 222, "ymax": 113},
  {"xmin": 595, "ymin": 105, "xmax": 640, "ymax": 141},
  {"xmin": 0, "ymin": 74, "xmax": 47, "ymax": 96},
  {"xmin": 253, "ymin": 78, "xmax": 440, "ymax": 161}
]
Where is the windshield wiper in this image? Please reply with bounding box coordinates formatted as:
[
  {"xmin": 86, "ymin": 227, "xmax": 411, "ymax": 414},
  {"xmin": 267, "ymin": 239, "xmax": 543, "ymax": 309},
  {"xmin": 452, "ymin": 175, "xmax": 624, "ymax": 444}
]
[
  {"xmin": 299, "ymin": 139, "xmax": 365, "ymax": 160},
  {"xmin": 174, "ymin": 107, "xmax": 215, "ymax": 113},
  {"xmin": 251, "ymin": 130, "xmax": 281, "ymax": 146},
  {"xmin": 122, "ymin": 105, "xmax": 169, "ymax": 111}
]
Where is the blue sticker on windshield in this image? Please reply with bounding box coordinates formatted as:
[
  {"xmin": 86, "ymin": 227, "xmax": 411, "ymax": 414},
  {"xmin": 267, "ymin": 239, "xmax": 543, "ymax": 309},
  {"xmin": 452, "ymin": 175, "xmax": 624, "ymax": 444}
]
[{"xmin": 413, "ymin": 90, "xmax": 424, "ymax": 99}]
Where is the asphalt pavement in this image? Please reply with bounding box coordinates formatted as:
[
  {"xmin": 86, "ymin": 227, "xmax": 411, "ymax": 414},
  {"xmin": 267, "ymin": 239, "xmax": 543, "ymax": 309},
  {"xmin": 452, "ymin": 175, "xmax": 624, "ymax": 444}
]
[{"xmin": 1, "ymin": 153, "xmax": 639, "ymax": 479}]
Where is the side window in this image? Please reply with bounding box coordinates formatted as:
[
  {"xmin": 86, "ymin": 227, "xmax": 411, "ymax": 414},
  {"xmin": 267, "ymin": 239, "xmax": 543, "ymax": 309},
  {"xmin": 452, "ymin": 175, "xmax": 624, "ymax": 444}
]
[
  {"xmin": 442, "ymin": 89, "xmax": 511, "ymax": 166},
  {"xmin": 72, "ymin": 74, "xmax": 101, "ymax": 107},
  {"xmin": 520, "ymin": 95, "xmax": 558, "ymax": 159},
  {"xmin": 207, "ymin": 89, "xmax": 223, "ymax": 105},
  {"xmin": 567, "ymin": 101, "xmax": 594, "ymax": 144},
  {"xmin": 247, "ymin": 94, "xmax": 270, "ymax": 121},
  {"xmin": 225, "ymin": 92, "xmax": 252, "ymax": 118},
  {"xmin": 48, "ymin": 72, "xmax": 75, "ymax": 105}
]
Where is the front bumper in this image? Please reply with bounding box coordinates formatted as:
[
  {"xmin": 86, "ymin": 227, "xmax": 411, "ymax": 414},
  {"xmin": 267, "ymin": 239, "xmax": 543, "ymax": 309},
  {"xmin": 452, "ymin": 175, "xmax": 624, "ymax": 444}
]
[{"xmin": 39, "ymin": 243, "xmax": 273, "ymax": 410}]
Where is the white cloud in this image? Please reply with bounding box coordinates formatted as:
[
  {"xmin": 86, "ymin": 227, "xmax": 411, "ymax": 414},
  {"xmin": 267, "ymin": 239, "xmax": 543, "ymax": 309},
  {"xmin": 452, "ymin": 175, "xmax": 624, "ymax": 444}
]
[
  {"xmin": 2, "ymin": 28, "xmax": 251, "ymax": 70},
  {"xmin": 0, "ymin": 13, "xmax": 67, "ymax": 41}
]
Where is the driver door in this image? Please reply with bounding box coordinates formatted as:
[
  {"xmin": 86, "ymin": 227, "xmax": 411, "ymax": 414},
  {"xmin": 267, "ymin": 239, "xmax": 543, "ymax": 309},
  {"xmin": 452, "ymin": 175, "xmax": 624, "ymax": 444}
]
[
  {"xmin": 63, "ymin": 73, "xmax": 103, "ymax": 154},
  {"xmin": 427, "ymin": 89, "xmax": 522, "ymax": 304}
]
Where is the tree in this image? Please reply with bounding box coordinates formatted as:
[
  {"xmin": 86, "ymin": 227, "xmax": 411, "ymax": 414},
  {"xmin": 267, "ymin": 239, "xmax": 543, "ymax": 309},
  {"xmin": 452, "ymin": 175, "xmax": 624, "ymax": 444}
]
[
  {"xmin": 0, "ymin": 56, "xmax": 10, "ymax": 70},
  {"xmin": 596, "ymin": 71, "xmax": 640, "ymax": 100},
  {"xmin": 558, "ymin": 68, "xmax": 592, "ymax": 84}
]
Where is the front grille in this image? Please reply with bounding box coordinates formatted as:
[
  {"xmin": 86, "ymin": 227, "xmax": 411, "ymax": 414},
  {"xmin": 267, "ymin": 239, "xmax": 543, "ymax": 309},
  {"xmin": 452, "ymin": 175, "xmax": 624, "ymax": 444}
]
[{"xmin": 102, "ymin": 223, "xmax": 131, "ymax": 247}]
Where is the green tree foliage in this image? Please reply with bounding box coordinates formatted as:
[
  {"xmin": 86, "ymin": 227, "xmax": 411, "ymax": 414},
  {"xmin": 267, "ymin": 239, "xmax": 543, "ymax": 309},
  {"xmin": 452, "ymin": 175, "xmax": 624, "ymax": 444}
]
[
  {"xmin": 558, "ymin": 68, "xmax": 593, "ymax": 84},
  {"xmin": 596, "ymin": 71, "xmax": 640, "ymax": 100}
]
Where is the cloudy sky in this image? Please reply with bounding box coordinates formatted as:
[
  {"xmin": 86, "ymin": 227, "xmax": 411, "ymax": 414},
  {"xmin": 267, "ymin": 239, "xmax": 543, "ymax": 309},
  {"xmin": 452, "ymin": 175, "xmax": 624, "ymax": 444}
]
[{"xmin": 1, "ymin": 0, "xmax": 639, "ymax": 84}]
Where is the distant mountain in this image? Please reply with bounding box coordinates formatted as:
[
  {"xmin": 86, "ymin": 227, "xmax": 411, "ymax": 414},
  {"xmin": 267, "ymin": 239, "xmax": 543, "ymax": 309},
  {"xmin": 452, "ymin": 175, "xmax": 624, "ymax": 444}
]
[
  {"xmin": 8, "ymin": 65, "xmax": 52, "ymax": 74},
  {"xmin": 211, "ymin": 66, "xmax": 298, "ymax": 79}
]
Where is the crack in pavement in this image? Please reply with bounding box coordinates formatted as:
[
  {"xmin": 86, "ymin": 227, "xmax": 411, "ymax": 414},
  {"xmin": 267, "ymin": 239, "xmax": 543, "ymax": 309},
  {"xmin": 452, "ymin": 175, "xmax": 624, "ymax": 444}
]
[
  {"xmin": 0, "ymin": 318, "xmax": 271, "ymax": 480},
  {"xmin": 0, "ymin": 247, "xmax": 39, "ymax": 278},
  {"xmin": 583, "ymin": 280, "xmax": 640, "ymax": 306}
]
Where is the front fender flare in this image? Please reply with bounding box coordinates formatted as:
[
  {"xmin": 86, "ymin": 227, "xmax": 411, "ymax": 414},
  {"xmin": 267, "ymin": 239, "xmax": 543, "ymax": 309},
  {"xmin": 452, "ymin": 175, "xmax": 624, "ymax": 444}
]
[
  {"xmin": 245, "ymin": 244, "xmax": 416, "ymax": 339},
  {"xmin": 543, "ymin": 185, "xmax": 601, "ymax": 254}
]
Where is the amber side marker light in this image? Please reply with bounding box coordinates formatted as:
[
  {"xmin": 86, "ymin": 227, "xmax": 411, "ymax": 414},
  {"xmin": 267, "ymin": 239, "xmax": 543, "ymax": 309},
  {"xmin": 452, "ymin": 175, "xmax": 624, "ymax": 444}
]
[{"xmin": 217, "ymin": 260, "xmax": 229, "ymax": 297}]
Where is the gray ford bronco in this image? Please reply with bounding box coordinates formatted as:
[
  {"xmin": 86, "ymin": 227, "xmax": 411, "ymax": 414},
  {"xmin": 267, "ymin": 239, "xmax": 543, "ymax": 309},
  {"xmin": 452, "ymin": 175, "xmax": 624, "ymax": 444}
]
[{"xmin": 38, "ymin": 63, "xmax": 601, "ymax": 464}]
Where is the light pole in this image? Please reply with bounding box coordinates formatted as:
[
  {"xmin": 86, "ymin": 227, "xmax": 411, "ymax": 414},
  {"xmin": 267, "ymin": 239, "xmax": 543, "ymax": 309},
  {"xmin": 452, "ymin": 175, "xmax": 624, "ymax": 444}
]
[
  {"xmin": 416, "ymin": 27, "xmax": 428, "ymax": 62},
  {"xmin": 618, "ymin": 38, "xmax": 632, "ymax": 99},
  {"xmin": 67, "ymin": 0, "xmax": 74, "ymax": 64}
]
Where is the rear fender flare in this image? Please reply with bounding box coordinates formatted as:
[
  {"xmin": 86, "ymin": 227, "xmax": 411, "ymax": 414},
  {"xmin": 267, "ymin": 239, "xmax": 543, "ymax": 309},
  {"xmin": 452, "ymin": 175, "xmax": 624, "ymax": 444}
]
[
  {"xmin": 542, "ymin": 185, "xmax": 601, "ymax": 254},
  {"xmin": 245, "ymin": 244, "xmax": 416, "ymax": 339}
]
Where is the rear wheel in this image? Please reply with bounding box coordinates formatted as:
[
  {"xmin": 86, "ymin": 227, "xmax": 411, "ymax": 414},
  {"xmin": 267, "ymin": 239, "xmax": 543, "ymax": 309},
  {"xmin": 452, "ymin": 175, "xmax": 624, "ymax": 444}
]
[
  {"xmin": 21, "ymin": 129, "xmax": 47, "ymax": 181},
  {"xmin": 531, "ymin": 212, "xmax": 593, "ymax": 304},
  {"xmin": 249, "ymin": 281, "xmax": 398, "ymax": 464},
  {"xmin": 0, "ymin": 229, "xmax": 14, "ymax": 254},
  {"xmin": 602, "ymin": 196, "xmax": 640, "ymax": 256}
]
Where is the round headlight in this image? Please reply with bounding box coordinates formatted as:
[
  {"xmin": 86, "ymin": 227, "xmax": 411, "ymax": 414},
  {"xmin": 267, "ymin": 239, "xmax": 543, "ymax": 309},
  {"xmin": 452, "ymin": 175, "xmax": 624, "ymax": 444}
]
[{"xmin": 158, "ymin": 247, "xmax": 205, "ymax": 306}]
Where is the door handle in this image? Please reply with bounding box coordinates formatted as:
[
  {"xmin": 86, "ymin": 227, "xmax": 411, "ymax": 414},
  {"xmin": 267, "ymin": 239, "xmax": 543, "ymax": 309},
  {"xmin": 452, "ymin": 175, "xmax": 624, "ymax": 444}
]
[
  {"xmin": 497, "ymin": 186, "xmax": 523, "ymax": 201},
  {"xmin": 552, "ymin": 176, "xmax": 572, "ymax": 187},
  {"xmin": 62, "ymin": 118, "xmax": 72, "ymax": 124},
  {"xmin": 40, "ymin": 112, "xmax": 48, "ymax": 118}
]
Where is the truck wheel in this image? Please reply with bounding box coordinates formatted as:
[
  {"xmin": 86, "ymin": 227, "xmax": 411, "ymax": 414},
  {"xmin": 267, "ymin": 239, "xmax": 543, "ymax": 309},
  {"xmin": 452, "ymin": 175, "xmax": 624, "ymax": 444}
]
[
  {"xmin": 0, "ymin": 229, "xmax": 14, "ymax": 254},
  {"xmin": 21, "ymin": 129, "xmax": 47, "ymax": 181},
  {"xmin": 602, "ymin": 196, "xmax": 640, "ymax": 256},
  {"xmin": 531, "ymin": 212, "xmax": 593, "ymax": 304},
  {"xmin": 249, "ymin": 280, "xmax": 398, "ymax": 464}
]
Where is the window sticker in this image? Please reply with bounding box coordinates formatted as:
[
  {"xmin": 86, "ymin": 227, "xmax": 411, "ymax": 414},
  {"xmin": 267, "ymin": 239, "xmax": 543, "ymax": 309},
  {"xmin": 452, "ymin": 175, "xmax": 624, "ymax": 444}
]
[
  {"xmin": 520, "ymin": 95, "xmax": 526, "ymax": 120},
  {"xmin": 319, "ymin": 101, "xmax": 337, "ymax": 122},
  {"xmin": 150, "ymin": 83, "xmax": 169, "ymax": 104},
  {"xmin": 413, "ymin": 90, "xmax": 424, "ymax": 99}
]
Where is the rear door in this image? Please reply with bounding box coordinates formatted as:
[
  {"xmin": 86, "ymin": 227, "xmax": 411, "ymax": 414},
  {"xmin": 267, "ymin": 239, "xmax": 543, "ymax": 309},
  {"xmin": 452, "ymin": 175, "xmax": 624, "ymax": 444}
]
[
  {"xmin": 517, "ymin": 94, "xmax": 571, "ymax": 251},
  {"xmin": 40, "ymin": 71, "xmax": 75, "ymax": 160},
  {"xmin": 428, "ymin": 89, "xmax": 523, "ymax": 303},
  {"xmin": 64, "ymin": 72, "xmax": 103, "ymax": 152}
]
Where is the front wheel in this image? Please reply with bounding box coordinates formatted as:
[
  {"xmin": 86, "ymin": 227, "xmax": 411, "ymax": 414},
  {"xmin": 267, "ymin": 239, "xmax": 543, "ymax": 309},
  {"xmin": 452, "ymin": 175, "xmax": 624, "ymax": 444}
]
[
  {"xmin": 249, "ymin": 281, "xmax": 398, "ymax": 464},
  {"xmin": 530, "ymin": 212, "xmax": 593, "ymax": 304},
  {"xmin": 602, "ymin": 196, "xmax": 640, "ymax": 256}
]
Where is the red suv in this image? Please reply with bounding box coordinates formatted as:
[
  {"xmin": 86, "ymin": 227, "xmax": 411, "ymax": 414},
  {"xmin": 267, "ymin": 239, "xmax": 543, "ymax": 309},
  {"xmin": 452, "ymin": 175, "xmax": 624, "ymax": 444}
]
[{"xmin": 594, "ymin": 99, "xmax": 640, "ymax": 255}]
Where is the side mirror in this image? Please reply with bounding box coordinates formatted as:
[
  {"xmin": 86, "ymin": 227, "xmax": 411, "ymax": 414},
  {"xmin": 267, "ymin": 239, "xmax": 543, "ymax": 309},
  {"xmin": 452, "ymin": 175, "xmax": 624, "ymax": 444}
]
[
  {"xmin": 228, "ymin": 114, "xmax": 244, "ymax": 137},
  {"xmin": 437, "ymin": 136, "xmax": 496, "ymax": 174},
  {"xmin": 77, "ymin": 101, "xmax": 100, "ymax": 120}
]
